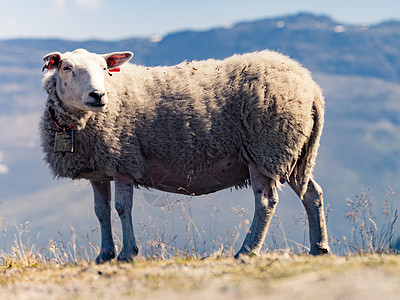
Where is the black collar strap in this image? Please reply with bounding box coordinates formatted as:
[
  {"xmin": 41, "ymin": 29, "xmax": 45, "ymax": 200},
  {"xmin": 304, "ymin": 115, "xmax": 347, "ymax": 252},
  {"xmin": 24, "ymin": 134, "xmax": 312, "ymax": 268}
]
[{"xmin": 48, "ymin": 106, "xmax": 76, "ymax": 131}]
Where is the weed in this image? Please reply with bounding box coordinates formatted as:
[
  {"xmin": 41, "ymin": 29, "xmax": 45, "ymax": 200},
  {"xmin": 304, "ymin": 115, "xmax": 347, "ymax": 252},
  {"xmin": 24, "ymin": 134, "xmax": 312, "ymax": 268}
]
[
  {"xmin": 343, "ymin": 186, "xmax": 400, "ymax": 254},
  {"xmin": 1, "ymin": 222, "xmax": 43, "ymax": 268}
]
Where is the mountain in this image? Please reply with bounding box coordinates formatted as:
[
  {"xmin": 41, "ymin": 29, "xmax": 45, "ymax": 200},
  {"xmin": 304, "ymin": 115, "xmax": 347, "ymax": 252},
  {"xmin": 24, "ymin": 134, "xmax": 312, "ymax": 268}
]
[
  {"xmin": 1, "ymin": 13, "xmax": 400, "ymax": 255},
  {"xmin": 3, "ymin": 13, "xmax": 400, "ymax": 82}
]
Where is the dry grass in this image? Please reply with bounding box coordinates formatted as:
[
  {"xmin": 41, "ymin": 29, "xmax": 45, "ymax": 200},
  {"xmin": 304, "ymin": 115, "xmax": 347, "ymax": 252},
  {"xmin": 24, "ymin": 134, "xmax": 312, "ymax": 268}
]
[{"xmin": 1, "ymin": 254, "xmax": 400, "ymax": 299}]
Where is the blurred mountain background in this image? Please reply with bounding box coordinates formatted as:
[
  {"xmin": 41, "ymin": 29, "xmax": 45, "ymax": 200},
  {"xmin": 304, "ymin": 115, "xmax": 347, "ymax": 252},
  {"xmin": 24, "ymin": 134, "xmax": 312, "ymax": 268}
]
[{"xmin": 1, "ymin": 13, "xmax": 400, "ymax": 255}]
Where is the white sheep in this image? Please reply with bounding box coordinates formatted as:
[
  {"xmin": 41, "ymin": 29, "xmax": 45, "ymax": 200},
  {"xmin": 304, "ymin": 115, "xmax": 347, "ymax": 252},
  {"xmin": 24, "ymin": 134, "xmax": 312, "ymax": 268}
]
[{"xmin": 41, "ymin": 48, "xmax": 330, "ymax": 263}]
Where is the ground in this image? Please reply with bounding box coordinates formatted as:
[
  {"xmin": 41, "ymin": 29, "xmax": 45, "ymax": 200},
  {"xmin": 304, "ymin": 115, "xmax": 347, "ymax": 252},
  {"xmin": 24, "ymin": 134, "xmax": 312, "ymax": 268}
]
[{"xmin": 1, "ymin": 254, "xmax": 400, "ymax": 299}]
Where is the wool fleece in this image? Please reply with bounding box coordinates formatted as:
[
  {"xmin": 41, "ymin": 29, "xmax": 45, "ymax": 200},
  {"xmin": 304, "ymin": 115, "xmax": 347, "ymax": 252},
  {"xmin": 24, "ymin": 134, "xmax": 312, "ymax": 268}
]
[{"xmin": 41, "ymin": 50, "xmax": 324, "ymax": 197}]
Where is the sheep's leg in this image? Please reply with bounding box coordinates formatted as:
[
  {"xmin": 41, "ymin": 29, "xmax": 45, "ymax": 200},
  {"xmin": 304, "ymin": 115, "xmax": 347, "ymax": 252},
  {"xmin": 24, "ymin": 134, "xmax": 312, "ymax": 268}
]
[
  {"xmin": 288, "ymin": 177, "xmax": 330, "ymax": 255},
  {"xmin": 235, "ymin": 163, "xmax": 278, "ymax": 258},
  {"xmin": 91, "ymin": 180, "xmax": 116, "ymax": 264},
  {"xmin": 114, "ymin": 173, "xmax": 139, "ymax": 261}
]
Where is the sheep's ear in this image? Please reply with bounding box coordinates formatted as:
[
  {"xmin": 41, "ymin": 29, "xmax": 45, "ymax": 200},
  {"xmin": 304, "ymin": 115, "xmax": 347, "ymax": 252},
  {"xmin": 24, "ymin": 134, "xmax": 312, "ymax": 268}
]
[
  {"xmin": 42, "ymin": 52, "xmax": 62, "ymax": 72},
  {"xmin": 102, "ymin": 52, "xmax": 133, "ymax": 69}
]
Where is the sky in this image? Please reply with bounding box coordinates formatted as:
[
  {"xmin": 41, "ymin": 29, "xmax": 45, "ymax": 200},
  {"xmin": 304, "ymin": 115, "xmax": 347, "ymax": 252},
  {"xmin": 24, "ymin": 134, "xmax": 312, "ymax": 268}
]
[{"xmin": 1, "ymin": 0, "xmax": 400, "ymax": 41}]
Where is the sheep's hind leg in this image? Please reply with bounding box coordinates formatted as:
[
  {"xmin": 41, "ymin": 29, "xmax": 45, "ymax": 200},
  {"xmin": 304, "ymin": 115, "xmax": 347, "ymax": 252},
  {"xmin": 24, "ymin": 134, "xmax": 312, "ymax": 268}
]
[
  {"xmin": 91, "ymin": 181, "xmax": 116, "ymax": 264},
  {"xmin": 288, "ymin": 177, "xmax": 330, "ymax": 255},
  {"xmin": 235, "ymin": 163, "xmax": 279, "ymax": 258},
  {"xmin": 114, "ymin": 173, "xmax": 139, "ymax": 262}
]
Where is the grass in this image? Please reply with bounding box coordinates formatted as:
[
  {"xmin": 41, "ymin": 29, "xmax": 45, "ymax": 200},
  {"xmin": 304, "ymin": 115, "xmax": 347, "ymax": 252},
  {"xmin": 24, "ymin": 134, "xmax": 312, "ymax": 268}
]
[
  {"xmin": 1, "ymin": 254, "xmax": 400, "ymax": 299},
  {"xmin": 342, "ymin": 186, "xmax": 400, "ymax": 254}
]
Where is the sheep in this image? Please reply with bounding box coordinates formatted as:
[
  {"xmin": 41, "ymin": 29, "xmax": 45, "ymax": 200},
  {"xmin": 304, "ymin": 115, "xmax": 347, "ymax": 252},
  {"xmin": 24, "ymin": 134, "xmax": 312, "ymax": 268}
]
[{"xmin": 40, "ymin": 48, "xmax": 330, "ymax": 263}]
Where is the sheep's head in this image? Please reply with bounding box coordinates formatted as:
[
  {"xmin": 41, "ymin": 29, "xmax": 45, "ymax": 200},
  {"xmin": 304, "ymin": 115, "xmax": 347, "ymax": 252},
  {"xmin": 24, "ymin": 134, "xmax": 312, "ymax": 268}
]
[{"xmin": 43, "ymin": 49, "xmax": 133, "ymax": 112}]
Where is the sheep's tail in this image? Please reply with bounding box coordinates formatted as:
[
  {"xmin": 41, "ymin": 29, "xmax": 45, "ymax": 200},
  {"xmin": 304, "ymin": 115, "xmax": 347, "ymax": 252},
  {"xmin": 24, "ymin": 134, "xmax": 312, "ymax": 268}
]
[{"xmin": 294, "ymin": 92, "xmax": 325, "ymax": 199}]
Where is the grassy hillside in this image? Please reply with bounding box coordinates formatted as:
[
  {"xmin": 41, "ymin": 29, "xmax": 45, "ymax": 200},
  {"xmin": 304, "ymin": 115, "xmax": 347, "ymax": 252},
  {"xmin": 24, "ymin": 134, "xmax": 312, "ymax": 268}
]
[{"xmin": 1, "ymin": 254, "xmax": 400, "ymax": 299}]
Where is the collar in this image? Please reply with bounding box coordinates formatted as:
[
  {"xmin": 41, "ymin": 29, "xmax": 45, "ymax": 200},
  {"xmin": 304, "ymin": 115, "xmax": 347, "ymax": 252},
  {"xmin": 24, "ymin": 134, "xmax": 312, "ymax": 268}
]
[{"xmin": 48, "ymin": 105, "xmax": 76, "ymax": 131}]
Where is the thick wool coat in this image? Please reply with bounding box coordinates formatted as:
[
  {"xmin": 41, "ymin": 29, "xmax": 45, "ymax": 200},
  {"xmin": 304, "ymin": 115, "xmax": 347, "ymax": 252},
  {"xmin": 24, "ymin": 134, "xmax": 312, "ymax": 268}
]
[{"xmin": 41, "ymin": 50, "xmax": 324, "ymax": 196}]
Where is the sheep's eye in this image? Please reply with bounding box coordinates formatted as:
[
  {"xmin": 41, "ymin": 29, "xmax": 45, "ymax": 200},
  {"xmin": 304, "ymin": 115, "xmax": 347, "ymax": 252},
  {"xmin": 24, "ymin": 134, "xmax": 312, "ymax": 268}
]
[
  {"xmin": 103, "ymin": 67, "xmax": 107, "ymax": 71},
  {"xmin": 63, "ymin": 66, "xmax": 72, "ymax": 71}
]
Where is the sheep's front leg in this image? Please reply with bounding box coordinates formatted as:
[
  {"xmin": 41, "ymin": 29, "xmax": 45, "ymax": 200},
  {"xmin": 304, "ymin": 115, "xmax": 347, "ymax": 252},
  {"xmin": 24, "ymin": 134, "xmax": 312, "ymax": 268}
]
[
  {"xmin": 114, "ymin": 173, "xmax": 139, "ymax": 261},
  {"xmin": 235, "ymin": 163, "xmax": 278, "ymax": 258},
  {"xmin": 91, "ymin": 180, "xmax": 116, "ymax": 264}
]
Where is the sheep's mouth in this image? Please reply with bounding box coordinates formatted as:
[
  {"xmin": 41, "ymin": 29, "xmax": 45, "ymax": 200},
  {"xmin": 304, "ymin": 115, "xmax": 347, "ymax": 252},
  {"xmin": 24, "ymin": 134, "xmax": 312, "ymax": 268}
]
[
  {"xmin": 86, "ymin": 102, "xmax": 106, "ymax": 107},
  {"xmin": 84, "ymin": 102, "xmax": 107, "ymax": 110}
]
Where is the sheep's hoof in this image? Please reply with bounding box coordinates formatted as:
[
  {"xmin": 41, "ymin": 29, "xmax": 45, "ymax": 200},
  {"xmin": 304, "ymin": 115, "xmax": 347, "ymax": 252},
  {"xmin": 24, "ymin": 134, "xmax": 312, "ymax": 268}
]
[
  {"xmin": 95, "ymin": 249, "xmax": 116, "ymax": 264},
  {"xmin": 117, "ymin": 246, "xmax": 138, "ymax": 263},
  {"xmin": 310, "ymin": 243, "xmax": 330, "ymax": 255},
  {"xmin": 117, "ymin": 252, "xmax": 135, "ymax": 263},
  {"xmin": 234, "ymin": 251, "xmax": 258, "ymax": 260}
]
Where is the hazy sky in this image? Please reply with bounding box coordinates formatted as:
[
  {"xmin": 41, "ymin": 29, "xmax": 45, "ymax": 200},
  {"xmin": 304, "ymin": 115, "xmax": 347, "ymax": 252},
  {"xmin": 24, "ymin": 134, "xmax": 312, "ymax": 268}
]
[{"xmin": 1, "ymin": 0, "xmax": 400, "ymax": 40}]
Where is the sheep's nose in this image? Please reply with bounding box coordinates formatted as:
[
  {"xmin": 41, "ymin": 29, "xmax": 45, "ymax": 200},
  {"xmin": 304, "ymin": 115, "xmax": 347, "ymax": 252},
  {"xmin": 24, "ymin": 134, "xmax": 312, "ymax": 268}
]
[{"xmin": 89, "ymin": 91, "xmax": 106, "ymax": 102}]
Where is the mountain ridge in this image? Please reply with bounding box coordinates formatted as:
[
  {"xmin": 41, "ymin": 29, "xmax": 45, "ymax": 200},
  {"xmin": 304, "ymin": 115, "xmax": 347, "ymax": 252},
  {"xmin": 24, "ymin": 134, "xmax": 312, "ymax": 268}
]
[{"xmin": 1, "ymin": 13, "xmax": 400, "ymax": 82}]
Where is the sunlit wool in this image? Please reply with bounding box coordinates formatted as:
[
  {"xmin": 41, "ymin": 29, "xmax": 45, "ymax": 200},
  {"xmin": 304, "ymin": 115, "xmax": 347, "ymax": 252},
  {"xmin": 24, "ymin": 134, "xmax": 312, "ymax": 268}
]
[
  {"xmin": 40, "ymin": 49, "xmax": 328, "ymax": 261},
  {"xmin": 41, "ymin": 50, "xmax": 324, "ymax": 198}
]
